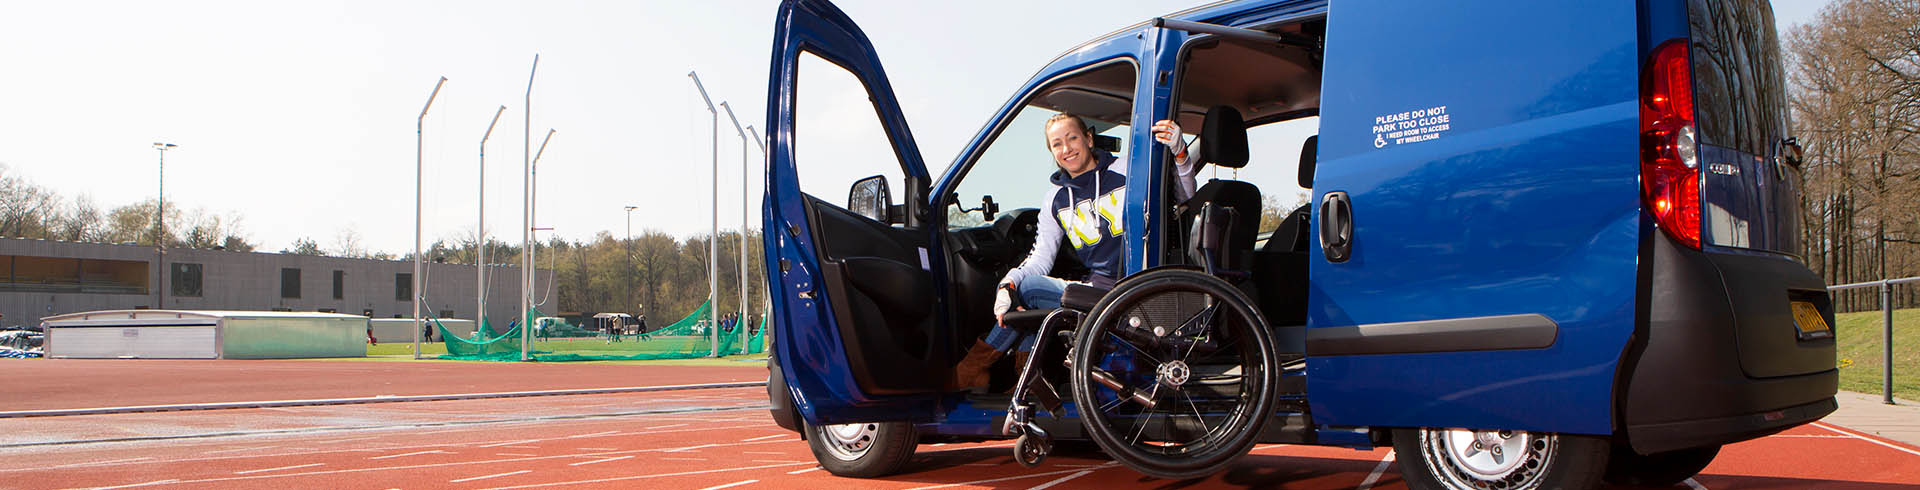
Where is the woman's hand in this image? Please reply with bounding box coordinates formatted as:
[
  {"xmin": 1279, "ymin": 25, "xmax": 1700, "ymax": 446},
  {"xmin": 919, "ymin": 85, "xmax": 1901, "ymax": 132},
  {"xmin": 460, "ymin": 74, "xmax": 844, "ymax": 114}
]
[
  {"xmin": 1151, "ymin": 119, "xmax": 1186, "ymax": 158},
  {"xmin": 993, "ymin": 283, "xmax": 1022, "ymax": 324}
]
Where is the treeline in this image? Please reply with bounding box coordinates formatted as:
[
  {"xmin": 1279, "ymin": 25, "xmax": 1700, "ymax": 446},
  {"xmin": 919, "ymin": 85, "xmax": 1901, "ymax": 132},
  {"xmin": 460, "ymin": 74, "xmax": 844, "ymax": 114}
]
[
  {"xmin": 422, "ymin": 230, "xmax": 766, "ymax": 325},
  {"xmin": 0, "ymin": 164, "xmax": 255, "ymax": 252},
  {"xmin": 1788, "ymin": 0, "xmax": 1920, "ymax": 311}
]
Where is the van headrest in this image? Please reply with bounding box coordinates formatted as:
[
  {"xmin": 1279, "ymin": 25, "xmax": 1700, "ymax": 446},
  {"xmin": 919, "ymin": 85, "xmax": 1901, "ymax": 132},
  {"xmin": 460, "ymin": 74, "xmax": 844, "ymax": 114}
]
[
  {"xmin": 1201, "ymin": 106, "xmax": 1248, "ymax": 169},
  {"xmin": 1298, "ymin": 135, "xmax": 1317, "ymax": 188}
]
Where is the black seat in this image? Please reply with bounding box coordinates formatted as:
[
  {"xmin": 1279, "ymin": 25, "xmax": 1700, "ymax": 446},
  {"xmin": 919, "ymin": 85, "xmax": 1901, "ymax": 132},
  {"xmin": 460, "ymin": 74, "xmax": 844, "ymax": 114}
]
[
  {"xmin": 1179, "ymin": 106, "xmax": 1260, "ymax": 274},
  {"xmin": 1261, "ymin": 135, "xmax": 1316, "ymax": 254},
  {"xmin": 1250, "ymin": 135, "xmax": 1315, "ymax": 329}
]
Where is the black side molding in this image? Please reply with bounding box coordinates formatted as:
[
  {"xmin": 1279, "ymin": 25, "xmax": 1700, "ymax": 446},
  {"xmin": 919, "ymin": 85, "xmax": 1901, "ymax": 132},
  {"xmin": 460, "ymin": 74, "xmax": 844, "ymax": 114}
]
[{"xmin": 1306, "ymin": 314, "xmax": 1558, "ymax": 356}]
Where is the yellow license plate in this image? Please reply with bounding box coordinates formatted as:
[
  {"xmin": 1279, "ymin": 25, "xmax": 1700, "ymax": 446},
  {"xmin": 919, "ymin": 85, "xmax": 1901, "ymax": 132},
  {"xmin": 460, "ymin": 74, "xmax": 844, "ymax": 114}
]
[{"xmin": 1790, "ymin": 301, "xmax": 1832, "ymax": 339}]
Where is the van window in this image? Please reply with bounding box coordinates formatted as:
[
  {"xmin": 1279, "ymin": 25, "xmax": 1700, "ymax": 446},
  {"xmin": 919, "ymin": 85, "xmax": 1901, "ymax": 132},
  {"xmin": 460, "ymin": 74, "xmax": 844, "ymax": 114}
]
[
  {"xmin": 794, "ymin": 51, "xmax": 908, "ymax": 217},
  {"xmin": 1688, "ymin": 0, "xmax": 1789, "ymax": 155},
  {"xmin": 947, "ymin": 62, "xmax": 1137, "ymax": 230}
]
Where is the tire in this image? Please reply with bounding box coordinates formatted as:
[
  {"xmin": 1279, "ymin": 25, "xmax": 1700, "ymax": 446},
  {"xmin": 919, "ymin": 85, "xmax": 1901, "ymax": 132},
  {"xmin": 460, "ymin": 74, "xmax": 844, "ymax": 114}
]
[
  {"xmin": 1069, "ymin": 268, "xmax": 1279, "ymax": 480},
  {"xmin": 1603, "ymin": 444, "xmax": 1719, "ymax": 487},
  {"xmin": 804, "ymin": 421, "xmax": 918, "ymax": 478},
  {"xmin": 1393, "ymin": 427, "xmax": 1609, "ymax": 490}
]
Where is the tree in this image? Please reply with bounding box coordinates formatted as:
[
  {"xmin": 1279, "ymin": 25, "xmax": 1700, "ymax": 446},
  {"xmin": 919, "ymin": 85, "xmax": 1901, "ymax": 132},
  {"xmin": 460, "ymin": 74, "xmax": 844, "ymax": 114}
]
[{"xmin": 283, "ymin": 237, "xmax": 324, "ymax": 256}]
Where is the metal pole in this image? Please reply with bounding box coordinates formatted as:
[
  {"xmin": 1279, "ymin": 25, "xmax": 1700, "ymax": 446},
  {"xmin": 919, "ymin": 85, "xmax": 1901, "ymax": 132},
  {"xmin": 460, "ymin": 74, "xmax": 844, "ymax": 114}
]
[
  {"xmin": 720, "ymin": 103, "xmax": 749, "ymax": 352},
  {"xmin": 1884, "ymin": 281, "xmax": 1894, "ymax": 405},
  {"xmin": 522, "ymin": 55, "xmax": 538, "ymax": 361},
  {"xmin": 688, "ymin": 71, "xmax": 719, "ymax": 357},
  {"xmin": 152, "ymin": 142, "xmax": 175, "ymax": 308},
  {"xmin": 746, "ymin": 126, "xmax": 768, "ymax": 348},
  {"xmin": 416, "ymin": 76, "xmax": 447, "ymax": 360},
  {"xmin": 479, "ymin": 105, "xmax": 505, "ymax": 331},
  {"xmin": 625, "ymin": 206, "xmax": 637, "ymax": 317},
  {"xmin": 530, "ymin": 128, "xmax": 556, "ymax": 325}
]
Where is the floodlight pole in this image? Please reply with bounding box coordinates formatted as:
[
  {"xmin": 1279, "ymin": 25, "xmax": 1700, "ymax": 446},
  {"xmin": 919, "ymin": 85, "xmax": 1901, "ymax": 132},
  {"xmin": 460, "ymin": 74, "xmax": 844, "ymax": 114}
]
[
  {"xmin": 152, "ymin": 142, "xmax": 176, "ymax": 309},
  {"xmin": 530, "ymin": 128, "xmax": 556, "ymax": 317},
  {"xmin": 522, "ymin": 54, "xmax": 538, "ymax": 361},
  {"xmin": 688, "ymin": 71, "xmax": 719, "ymax": 357},
  {"xmin": 416, "ymin": 76, "xmax": 447, "ymax": 360},
  {"xmin": 746, "ymin": 126, "xmax": 768, "ymax": 347},
  {"xmin": 624, "ymin": 205, "xmax": 637, "ymax": 317},
  {"xmin": 720, "ymin": 102, "xmax": 750, "ymax": 352},
  {"xmin": 479, "ymin": 105, "xmax": 506, "ymax": 332}
]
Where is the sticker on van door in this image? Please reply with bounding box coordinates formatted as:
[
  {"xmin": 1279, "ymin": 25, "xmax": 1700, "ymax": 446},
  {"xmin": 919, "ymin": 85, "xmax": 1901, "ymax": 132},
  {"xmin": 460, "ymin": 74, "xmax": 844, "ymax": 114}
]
[{"xmin": 1370, "ymin": 105, "xmax": 1452, "ymax": 148}]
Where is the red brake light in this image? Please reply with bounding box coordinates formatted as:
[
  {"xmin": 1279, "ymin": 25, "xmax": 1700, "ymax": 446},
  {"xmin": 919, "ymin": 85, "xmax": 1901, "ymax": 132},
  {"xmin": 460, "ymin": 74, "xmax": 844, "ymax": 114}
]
[{"xmin": 1641, "ymin": 39, "xmax": 1701, "ymax": 249}]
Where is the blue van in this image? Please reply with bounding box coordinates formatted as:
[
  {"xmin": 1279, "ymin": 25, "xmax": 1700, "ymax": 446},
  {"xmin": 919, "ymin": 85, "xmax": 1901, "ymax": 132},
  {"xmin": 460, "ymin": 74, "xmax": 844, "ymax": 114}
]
[{"xmin": 759, "ymin": 0, "xmax": 1833, "ymax": 487}]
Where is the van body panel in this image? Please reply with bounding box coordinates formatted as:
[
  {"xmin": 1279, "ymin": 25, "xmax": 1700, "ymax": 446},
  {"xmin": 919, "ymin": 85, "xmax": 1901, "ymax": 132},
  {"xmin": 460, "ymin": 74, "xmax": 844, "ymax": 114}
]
[{"xmin": 1305, "ymin": 0, "xmax": 1641, "ymax": 434}]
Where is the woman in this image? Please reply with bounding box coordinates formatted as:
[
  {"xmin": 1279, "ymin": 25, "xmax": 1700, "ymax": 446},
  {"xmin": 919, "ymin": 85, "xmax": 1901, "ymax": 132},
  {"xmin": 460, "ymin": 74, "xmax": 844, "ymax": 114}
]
[{"xmin": 949, "ymin": 114, "xmax": 1204, "ymax": 390}]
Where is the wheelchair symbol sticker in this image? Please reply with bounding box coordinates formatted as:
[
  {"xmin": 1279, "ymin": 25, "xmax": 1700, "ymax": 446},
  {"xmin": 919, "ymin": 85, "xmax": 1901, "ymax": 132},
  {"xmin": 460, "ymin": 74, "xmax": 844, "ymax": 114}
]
[{"xmin": 1373, "ymin": 134, "xmax": 1387, "ymax": 148}]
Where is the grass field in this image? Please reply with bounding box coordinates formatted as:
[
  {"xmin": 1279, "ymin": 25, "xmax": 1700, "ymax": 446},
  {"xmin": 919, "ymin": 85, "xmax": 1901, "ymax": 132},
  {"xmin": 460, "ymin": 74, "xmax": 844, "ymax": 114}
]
[
  {"xmin": 361, "ymin": 336, "xmax": 768, "ymax": 366},
  {"xmin": 1834, "ymin": 307, "xmax": 1918, "ymax": 399}
]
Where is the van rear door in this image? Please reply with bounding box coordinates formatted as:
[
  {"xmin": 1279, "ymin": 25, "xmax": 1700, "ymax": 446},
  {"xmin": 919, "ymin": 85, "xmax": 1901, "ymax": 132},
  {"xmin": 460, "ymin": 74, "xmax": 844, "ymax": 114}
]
[
  {"xmin": 1688, "ymin": 0, "xmax": 1799, "ymax": 256},
  {"xmin": 1305, "ymin": 1, "xmax": 1642, "ymax": 434}
]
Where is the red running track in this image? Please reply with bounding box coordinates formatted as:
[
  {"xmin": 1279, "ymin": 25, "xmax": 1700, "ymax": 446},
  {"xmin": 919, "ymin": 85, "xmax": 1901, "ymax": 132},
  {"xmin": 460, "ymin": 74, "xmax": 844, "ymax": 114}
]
[{"xmin": 3, "ymin": 384, "xmax": 1917, "ymax": 489}]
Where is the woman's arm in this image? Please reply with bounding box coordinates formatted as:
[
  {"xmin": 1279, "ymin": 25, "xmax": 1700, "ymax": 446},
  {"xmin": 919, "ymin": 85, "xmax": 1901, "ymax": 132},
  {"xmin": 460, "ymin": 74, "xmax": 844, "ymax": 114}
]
[
  {"xmin": 1153, "ymin": 119, "xmax": 1203, "ymax": 203},
  {"xmin": 1000, "ymin": 188, "xmax": 1063, "ymax": 288}
]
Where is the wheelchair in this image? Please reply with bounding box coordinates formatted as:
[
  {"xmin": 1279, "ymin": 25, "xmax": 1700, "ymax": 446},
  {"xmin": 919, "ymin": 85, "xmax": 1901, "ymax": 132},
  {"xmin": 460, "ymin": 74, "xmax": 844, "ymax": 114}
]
[{"xmin": 993, "ymin": 107, "xmax": 1306, "ymax": 480}]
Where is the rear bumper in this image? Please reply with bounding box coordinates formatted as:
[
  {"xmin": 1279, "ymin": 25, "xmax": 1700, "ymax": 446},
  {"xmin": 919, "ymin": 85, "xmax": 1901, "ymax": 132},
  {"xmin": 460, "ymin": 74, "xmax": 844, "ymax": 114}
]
[{"xmin": 1620, "ymin": 233, "xmax": 1837, "ymax": 454}]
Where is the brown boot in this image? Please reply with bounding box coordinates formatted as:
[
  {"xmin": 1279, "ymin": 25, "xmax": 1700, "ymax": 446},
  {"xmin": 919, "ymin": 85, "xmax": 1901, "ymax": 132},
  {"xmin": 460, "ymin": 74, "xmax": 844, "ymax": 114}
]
[
  {"xmin": 948, "ymin": 340, "xmax": 1004, "ymax": 391},
  {"xmin": 1005, "ymin": 351, "xmax": 1030, "ymax": 394}
]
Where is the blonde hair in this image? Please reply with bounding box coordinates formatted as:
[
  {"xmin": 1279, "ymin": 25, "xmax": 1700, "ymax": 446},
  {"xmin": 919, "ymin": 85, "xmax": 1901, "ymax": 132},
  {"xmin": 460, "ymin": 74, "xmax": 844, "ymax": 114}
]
[{"xmin": 1043, "ymin": 113, "xmax": 1093, "ymax": 140}]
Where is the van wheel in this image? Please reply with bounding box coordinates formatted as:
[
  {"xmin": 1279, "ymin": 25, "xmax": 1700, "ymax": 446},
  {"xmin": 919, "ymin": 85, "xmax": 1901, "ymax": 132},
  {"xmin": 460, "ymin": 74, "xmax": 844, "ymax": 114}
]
[
  {"xmin": 1393, "ymin": 427, "xmax": 1608, "ymax": 490},
  {"xmin": 1603, "ymin": 444, "xmax": 1719, "ymax": 487},
  {"xmin": 805, "ymin": 421, "xmax": 918, "ymax": 478}
]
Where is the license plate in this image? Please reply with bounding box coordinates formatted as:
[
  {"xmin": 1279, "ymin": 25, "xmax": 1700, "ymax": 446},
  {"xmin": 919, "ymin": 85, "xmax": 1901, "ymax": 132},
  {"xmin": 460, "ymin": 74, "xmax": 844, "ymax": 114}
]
[{"xmin": 1790, "ymin": 301, "xmax": 1832, "ymax": 340}]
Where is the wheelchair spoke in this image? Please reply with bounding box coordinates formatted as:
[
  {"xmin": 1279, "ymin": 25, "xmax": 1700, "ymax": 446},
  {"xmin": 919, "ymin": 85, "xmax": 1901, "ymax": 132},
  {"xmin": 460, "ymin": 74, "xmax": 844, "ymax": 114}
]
[
  {"xmin": 1128, "ymin": 383, "xmax": 1162, "ymax": 445},
  {"xmin": 1180, "ymin": 389, "xmax": 1213, "ymax": 436},
  {"xmin": 1105, "ymin": 332, "xmax": 1164, "ymax": 365}
]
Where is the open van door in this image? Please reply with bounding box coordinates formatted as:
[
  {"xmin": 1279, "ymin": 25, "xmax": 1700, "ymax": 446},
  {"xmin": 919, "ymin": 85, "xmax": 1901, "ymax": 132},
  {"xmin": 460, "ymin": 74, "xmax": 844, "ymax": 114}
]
[
  {"xmin": 763, "ymin": 0, "xmax": 948, "ymax": 425},
  {"xmin": 1305, "ymin": 1, "xmax": 1643, "ymax": 435}
]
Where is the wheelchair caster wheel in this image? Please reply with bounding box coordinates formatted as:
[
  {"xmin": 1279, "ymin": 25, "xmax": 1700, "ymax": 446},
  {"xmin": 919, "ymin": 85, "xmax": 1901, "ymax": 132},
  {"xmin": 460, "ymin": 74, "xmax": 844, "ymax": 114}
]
[{"xmin": 1015, "ymin": 433, "xmax": 1049, "ymax": 468}]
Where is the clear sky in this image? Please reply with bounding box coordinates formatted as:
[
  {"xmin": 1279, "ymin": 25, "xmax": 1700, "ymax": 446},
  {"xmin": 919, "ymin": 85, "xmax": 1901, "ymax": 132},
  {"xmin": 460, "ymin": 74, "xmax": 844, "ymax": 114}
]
[{"xmin": 0, "ymin": 0, "xmax": 1835, "ymax": 255}]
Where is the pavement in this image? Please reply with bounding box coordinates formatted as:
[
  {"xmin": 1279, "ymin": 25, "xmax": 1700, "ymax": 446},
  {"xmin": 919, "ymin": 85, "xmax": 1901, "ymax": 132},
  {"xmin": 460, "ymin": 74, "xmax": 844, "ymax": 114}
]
[{"xmin": 1828, "ymin": 390, "xmax": 1920, "ymax": 447}]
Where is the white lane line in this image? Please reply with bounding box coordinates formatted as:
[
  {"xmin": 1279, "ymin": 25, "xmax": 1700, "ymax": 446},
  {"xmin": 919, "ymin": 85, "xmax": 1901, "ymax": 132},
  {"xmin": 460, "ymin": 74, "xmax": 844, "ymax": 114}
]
[
  {"xmin": 121, "ymin": 437, "xmax": 801, "ymax": 486},
  {"xmin": 904, "ymin": 463, "xmax": 1119, "ymax": 490},
  {"xmin": 1028, "ymin": 470, "xmax": 1094, "ymax": 490},
  {"xmin": 369, "ymin": 450, "xmax": 448, "ymax": 460},
  {"xmin": 1772, "ymin": 434, "xmax": 1853, "ymax": 438},
  {"xmin": 1251, "ymin": 443, "xmax": 1292, "ymax": 452},
  {"xmin": 77, "ymin": 479, "xmax": 179, "ymax": 489},
  {"xmin": 743, "ymin": 451, "xmax": 786, "ymax": 455},
  {"xmin": 661, "ymin": 457, "xmax": 707, "ymax": 461},
  {"xmin": 568, "ymin": 430, "xmax": 620, "ymax": 438},
  {"xmin": 694, "ymin": 480, "xmax": 757, "ymax": 490},
  {"xmin": 664, "ymin": 443, "xmax": 718, "ymax": 453},
  {"xmin": 1683, "ymin": 477, "xmax": 1708, "ymax": 490},
  {"xmin": 478, "ymin": 439, "xmax": 543, "ymax": 448},
  {"xmin": 202, "ymin": 445, "xmax": 277, "ymax": 455},
  {"xmin": 235, "ymin": 463, "xmax": 325, "ymax": 475},
  {"xmin": 644, "ymin": 423, "xmax": 689, "ymax": 430},
  {"xmin": 568, "ymin": 456, "xmax": 634, "ymax": 466},
  {"xmin": 314, "ymin": 436, "xmax": 379, "ymax": 444},
  {"xmin": 450, "ymin": 470, "xmax": 531, "ymax": 483},
  {"xmin": 786, "ymin": 466, "xmax": 821, "ymax": 475},
  {"xmin": 497, "ymin": 453, "xmax": 538, "ymax": 457},
  {"xmin": 740, "ymin": 434, "xmax": 786, "ymax": 442},
  {"xmin": 751, "ymin": 460, "xmax": 804, "ymax": 464},
  {"xmin": 50, "ymin": 457, "xmax": 154, "ymax": 469},
  {"xmin": 576, "ymin": 447, "xmax": 617, "ymax": 451},
  {"xmin": 1812, "ymin": 422, "xmax": 1920, "ymax": 457},
  {"xmin": 1355, "ymin": 450, "xmax": 1397, "ymax": 490},
  {"xmin": 475, "ymin": 462, "xmax": 810, "ymax": 490}
]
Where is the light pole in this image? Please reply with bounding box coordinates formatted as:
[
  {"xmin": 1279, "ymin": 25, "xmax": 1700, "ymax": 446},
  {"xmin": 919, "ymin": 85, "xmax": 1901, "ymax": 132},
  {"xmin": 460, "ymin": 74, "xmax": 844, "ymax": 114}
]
[
  {"xmin": 624, "ymin": 205, "xmax": 638, "ymax": 316},
  {"xmin": 152, "ymin": 142, "xmax": 176, "ymax": 309},
  {"xmin": 479, "ymin": 105, "xmax": 506, "ymax": 330},
  {"xmin": 416, "ymin": 76, "xmax": 447, "ymax": 359},
  {"xmin": 720, "ymin": 102, "xmax": 749, "ymax": 353},
  {"xmin": 746, "ymin": 126, "xmax": 768, "ymax": 347},
  {"xmin": 521, "ymin": 54, "xmax": 538, "ymax": 361},
  {"xmin": 529, "ymin": 128, "xmax": 556, "ymax": 318},
  {"xmin": 688, "ymin": 71, "xmax": 719, "ymax": 357}
]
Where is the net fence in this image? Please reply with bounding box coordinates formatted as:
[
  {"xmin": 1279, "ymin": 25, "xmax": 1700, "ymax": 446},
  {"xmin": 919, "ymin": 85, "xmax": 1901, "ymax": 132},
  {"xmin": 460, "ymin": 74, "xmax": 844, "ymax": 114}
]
[{"xmin": 434, "ymin": 300, "xmax": 764, "ymax": 361}]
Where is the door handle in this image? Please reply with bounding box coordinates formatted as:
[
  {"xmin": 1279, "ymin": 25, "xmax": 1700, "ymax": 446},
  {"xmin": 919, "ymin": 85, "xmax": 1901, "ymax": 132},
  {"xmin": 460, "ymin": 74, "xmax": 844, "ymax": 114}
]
[{"xmin": 1319, "ymin": 191, "xmax": 1353, "ymax": 263}]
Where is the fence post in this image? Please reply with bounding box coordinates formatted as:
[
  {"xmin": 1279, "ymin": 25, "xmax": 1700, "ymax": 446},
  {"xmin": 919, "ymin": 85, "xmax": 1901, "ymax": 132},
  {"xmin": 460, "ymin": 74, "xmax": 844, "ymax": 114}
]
[{"xmin": 1884, "ymin": 281, "xmax": 1895, "ymax": 405}]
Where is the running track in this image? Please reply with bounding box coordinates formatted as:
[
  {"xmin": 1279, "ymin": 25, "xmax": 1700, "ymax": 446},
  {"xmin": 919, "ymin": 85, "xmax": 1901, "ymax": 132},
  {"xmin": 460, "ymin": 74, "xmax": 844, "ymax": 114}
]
[{"xmin": 2, "ymin": 362, "xmax": 1917, "ymax": 489}]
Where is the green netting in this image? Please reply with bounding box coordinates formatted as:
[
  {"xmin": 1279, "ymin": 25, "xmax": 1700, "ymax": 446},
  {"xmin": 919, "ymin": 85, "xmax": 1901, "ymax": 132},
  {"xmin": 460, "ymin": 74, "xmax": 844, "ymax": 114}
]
[{"xmin": 436, "ymin": 300, "xmax": 764, "ymax": 361}]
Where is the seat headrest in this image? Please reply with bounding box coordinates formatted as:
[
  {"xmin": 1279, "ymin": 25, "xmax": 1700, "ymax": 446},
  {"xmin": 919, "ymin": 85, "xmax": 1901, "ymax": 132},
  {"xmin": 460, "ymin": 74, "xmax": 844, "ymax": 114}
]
[
  {"xmin": 1298, "ymin": 135, "xmax": 1317, "ymax": 188},
  {"xmin": 1200, "ymin": 106, "xmax": 1248, "ymax": 169}
]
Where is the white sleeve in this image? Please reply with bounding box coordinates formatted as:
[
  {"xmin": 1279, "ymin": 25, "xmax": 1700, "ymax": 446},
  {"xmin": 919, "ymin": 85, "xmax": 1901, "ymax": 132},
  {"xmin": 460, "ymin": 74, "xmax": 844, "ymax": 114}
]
[
  {"xmin": 1001, "ymin": 188, "xmax": 1062, "ymax": 288},
  {"xmin": 1172, "ymin": 141, "xmax": 1203, "ymax": 203}
]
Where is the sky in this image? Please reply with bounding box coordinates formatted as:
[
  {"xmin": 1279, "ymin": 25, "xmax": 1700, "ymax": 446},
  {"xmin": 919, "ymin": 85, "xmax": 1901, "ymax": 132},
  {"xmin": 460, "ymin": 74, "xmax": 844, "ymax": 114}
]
[{"xmin": 0, "ymin": 0, "xmax": 1837, "ymax": 256}]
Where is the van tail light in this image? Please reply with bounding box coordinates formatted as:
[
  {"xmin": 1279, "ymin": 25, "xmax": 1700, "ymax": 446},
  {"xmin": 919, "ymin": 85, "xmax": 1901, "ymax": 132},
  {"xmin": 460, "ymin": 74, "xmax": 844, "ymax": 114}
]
[{"xmin": 1641, "ymin": 39, "xmax": 1701, "ymax": 249}]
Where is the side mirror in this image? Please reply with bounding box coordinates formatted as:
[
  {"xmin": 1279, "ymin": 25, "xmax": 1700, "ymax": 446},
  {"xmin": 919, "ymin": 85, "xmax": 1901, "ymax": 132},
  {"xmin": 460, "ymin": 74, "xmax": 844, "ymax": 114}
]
[{"xmin": 849, "ymin": 175, "xmax": 892, "ymax": 223}]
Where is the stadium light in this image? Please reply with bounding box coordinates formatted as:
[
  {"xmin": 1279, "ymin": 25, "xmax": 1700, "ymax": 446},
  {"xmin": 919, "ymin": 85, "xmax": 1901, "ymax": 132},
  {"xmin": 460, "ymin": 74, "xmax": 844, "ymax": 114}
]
[
  {"xmin": 720, "ymin": 102, "xmax": 749, "ymax": 353},
  {"xmin": 415, "ymin": 76, "xmax": 446, "ymax": 360},
  {"xmin": 152, "ymin": 142, "xmax": 176, "ymax": 309},
  {"xmin": 688, "ymin": 71, "xmax": 719, "ymax": 357},
  {"xmin": 479, "ymin": 105, "xmax": 506, "ymax": 332}
]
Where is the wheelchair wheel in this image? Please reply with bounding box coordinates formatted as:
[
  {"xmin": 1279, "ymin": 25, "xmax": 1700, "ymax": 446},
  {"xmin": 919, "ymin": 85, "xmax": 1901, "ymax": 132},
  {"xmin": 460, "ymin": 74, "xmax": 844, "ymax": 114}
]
[{"xmin": 1068, "ymin": 268, "xmax": 1278, "ymax": 479}]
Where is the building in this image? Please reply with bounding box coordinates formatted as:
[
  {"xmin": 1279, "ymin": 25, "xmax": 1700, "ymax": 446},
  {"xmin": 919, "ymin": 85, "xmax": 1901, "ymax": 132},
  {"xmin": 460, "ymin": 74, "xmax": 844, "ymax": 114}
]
[{"xmin": 0, "ymin": 237, "xmax": 553, "ymax": 329}]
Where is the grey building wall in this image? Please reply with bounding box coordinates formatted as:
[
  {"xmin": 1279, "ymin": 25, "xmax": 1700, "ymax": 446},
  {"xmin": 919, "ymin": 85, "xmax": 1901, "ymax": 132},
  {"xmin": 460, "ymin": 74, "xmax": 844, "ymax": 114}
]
[{"xmin": 1, "ymin": 237, "xmax": 553, "ymax": 330}]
